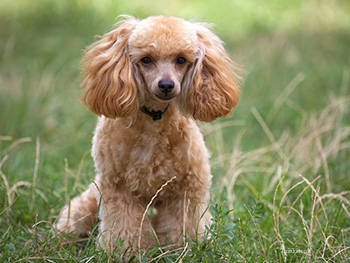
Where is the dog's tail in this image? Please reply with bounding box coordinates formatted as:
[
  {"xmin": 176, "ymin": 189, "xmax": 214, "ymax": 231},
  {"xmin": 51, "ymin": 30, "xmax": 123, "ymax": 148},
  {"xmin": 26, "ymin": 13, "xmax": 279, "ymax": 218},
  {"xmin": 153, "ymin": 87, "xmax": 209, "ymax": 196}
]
[{"xmin": 56, "ymin": 183, "xmax": 98, "ymax": 236}]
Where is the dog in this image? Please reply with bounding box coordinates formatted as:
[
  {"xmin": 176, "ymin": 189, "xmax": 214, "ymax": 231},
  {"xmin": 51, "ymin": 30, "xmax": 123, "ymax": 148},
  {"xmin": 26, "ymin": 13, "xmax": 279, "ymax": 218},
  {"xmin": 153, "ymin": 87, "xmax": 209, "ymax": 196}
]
[{"xmin": 56, "ymin": 15, "xmax": 240, "ymax": 251}]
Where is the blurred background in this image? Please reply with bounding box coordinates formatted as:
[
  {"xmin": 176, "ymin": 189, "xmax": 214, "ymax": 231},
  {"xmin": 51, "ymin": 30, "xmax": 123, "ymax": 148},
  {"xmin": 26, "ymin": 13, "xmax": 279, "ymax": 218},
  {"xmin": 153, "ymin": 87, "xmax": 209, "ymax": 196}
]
[
  {"xmin": 1, "ymin": 0, "xmax": 350, "ymax": 202},
  {"xmin": 1, "ymin": 0, "xmax": 349, "ymax": 151},
  {"xmin": 1, "ymin": 0, "xmax": 350, "ymax": 211},
  {"xmin": 1, "ymin": 0, "xmax": 349, "ymax": 174},
  {"xmin": 1, "ymin": 0, "xmax": 350, "ymax": 260}
]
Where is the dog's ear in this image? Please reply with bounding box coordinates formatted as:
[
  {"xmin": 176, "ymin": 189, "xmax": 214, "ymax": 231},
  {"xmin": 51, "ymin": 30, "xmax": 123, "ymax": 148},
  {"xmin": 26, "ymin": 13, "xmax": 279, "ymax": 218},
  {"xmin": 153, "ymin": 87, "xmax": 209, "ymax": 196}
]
[
  {"xmin": 81, "ymin": 16, "xmax": 139, "ymax": 118},
  {"xmin": 188, "ymin": 23, "xmax": 241, "ymax": 122}
]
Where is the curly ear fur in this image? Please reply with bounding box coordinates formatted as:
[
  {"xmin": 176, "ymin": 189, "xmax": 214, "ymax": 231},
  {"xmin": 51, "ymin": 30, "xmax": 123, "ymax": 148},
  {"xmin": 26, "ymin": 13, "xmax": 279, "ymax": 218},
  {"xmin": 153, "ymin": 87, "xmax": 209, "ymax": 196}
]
[
  {"xmin": 187, "ymin": 23, "xmax": 241, "ymax": 122},
  {"xmin": 81, "ymin": 16, "xmax": 140, "ymax": 118}
]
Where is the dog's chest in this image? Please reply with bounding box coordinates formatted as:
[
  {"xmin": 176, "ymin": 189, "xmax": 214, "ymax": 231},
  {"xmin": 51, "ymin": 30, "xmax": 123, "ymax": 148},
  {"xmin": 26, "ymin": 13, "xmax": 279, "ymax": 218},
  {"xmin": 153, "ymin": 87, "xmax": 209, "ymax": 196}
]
[
  {"xmin": 122, "ymin": 131, "xmax": 188, "ymax": 197},
  {"xmin": 92, "ymin": 117, "xmax": 207, "ymax": 200},
  {"xmin": 93, "ymin": 118, "xmax": 193, "ymax": 199}
]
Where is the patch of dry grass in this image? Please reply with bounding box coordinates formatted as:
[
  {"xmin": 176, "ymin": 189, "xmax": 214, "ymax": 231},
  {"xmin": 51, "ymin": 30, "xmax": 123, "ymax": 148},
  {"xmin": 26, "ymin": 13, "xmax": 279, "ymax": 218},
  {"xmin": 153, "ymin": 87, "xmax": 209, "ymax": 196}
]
[{"xmin": 206, "ymin": 93, "xmax": 350, "ymax": 262}]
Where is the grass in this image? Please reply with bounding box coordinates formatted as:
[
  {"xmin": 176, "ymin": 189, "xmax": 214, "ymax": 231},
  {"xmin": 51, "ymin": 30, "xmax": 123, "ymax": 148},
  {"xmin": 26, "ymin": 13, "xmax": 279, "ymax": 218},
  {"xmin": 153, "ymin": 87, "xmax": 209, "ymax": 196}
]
[{"xmin": 1, "ymin": 0, "xmax": 350, "ymax": 262}]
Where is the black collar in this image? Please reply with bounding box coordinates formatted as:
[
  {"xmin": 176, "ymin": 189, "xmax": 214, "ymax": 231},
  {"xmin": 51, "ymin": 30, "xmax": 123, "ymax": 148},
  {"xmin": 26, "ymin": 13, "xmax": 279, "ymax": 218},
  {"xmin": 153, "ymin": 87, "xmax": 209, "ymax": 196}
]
[{"xmin": 140, "ymin": 104, "xmax": 169, "ymax": 121}]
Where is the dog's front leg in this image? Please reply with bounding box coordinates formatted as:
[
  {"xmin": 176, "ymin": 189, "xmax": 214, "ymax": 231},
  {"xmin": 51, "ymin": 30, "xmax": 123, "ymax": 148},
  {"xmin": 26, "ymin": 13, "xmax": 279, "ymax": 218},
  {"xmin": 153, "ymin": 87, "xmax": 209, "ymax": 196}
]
[
  {"xmin": 154, "ymin": 193, "xmax": 211, "ymax": 246},
  {"xmin": 96, "ymin": 182, "xmax": 155, "ymax": 251}
]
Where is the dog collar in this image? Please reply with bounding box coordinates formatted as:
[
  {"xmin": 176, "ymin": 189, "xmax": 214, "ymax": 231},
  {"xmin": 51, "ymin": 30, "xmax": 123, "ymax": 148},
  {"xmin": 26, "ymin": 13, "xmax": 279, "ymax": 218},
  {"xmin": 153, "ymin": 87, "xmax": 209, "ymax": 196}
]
[{"xmin": 140, "ymin": 104, "xmax": 169, "ymax": 121}]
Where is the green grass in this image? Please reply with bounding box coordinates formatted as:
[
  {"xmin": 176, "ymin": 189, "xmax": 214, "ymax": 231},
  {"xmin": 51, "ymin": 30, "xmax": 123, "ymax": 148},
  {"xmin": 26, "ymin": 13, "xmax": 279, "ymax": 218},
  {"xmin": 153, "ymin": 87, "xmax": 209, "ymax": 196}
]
[{"xmin": 1, "ymin": 0, "xmax": 350, "ymax": 262}]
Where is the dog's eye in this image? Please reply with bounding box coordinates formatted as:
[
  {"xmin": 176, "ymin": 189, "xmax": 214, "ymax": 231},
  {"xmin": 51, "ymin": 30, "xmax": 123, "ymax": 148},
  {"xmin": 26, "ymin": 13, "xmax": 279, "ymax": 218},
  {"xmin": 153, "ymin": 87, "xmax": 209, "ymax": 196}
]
[
  {"xmin": 141, "ymin": 57, "xmax": 152, "ymax": 65},
  {"xmin": 176, "ymin": 57, "xmax": 186, "ymax": 65}
]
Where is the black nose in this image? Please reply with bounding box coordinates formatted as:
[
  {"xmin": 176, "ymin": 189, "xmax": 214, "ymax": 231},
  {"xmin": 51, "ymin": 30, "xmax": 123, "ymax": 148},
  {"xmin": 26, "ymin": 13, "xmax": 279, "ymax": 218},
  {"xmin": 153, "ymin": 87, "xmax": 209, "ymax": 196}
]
[{"xmin": 158, "ymin": 80, "xmax": 174, "ymax": 95}]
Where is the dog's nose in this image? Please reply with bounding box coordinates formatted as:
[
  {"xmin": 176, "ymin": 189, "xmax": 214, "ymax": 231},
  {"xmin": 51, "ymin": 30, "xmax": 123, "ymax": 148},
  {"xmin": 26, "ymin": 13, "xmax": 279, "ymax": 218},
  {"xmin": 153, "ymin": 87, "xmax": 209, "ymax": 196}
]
[{"xmin": 158, "ymin": 80, "xmax": 174, "ymax": 95}]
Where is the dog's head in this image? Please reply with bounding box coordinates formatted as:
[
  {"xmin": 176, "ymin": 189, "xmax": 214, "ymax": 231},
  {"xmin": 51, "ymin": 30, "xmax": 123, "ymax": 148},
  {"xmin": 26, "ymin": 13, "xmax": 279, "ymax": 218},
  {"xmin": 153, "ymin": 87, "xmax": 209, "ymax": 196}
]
[{"xmin": 81, "ymin": 15, "xmax": 241, "ymax": 122}]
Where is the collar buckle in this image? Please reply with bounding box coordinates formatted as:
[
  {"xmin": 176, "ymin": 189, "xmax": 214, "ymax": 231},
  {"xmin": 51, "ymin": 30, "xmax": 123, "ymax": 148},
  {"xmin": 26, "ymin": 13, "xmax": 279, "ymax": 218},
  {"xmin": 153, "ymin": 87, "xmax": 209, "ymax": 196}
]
[{"xmin": 141, "ymin": 104, "xmax": 169, "ymax": 121}]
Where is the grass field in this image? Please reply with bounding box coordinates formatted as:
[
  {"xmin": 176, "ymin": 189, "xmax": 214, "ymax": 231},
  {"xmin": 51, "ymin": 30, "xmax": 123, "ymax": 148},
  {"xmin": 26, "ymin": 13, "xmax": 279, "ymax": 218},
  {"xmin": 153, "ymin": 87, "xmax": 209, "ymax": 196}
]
[{"xmin": 1, "ymin": 0, "xmax": 350, "ymax": 262}]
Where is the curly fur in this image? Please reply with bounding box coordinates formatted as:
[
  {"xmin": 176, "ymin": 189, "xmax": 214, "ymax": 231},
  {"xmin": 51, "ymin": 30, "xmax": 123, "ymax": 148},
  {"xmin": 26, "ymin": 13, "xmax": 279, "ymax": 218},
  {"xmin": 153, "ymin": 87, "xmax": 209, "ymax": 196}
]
[{"xmin": 56, "ymin": 15, "xmax": 240, "ymax": 251}]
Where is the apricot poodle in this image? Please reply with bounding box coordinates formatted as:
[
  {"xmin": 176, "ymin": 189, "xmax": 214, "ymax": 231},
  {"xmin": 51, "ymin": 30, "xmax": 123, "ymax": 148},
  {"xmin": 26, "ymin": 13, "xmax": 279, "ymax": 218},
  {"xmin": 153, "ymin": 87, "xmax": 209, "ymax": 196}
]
[{"xmin": 57, "ymin": 15, "xmax": 240, "ymax": 251}]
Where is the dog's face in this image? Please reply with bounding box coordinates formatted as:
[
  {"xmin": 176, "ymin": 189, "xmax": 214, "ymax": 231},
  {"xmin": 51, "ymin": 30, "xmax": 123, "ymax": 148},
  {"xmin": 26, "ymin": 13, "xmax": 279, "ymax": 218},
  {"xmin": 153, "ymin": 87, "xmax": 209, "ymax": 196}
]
[
  {"xmin": 81, "ymin": 15, "xmax": 240, "ymax": 121},
  {"xmin": 135, "ymin": 54, "xmax": 189, "ymax": 102},
  {"xmin": 128, "ymin": 16, "xmax": 198, "ymax": 103}
]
